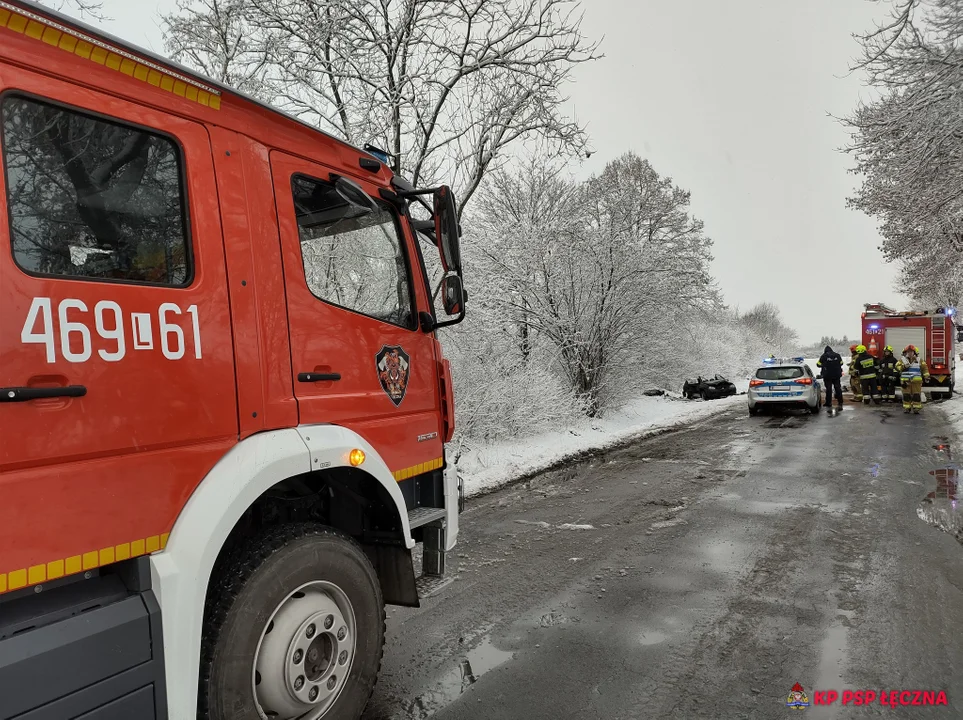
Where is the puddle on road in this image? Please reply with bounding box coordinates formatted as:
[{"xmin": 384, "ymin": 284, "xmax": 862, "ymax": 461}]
[
  {"xmin": 713, "ymin": 492, "xmax": 847, "ymax": 516},
  {"xmin": 915, "ymin": 442, "xmax": 963, "ymax": 544},
  {"xmin": 716, "ymin": 494, "xmax": 799, "ymax": 515},
  {"xmin": 697, "ymin": 537, "xmax": 750, "ymax": 575},
  {"xmin": 807, "ymin": 618, "xmax": 851, "ymax": 720},
  {"xmin": 934, "ymin": 442, "xmax": 952, "ymax": 459},
  {"xmin": 638, "ymin": 630, "xmax": 669, "ymax": 646},
  {"xmin": 916, "ymin": 464, "xmax": 963, "ymax": 544},
  {"xmin": 404, "ymin": 637, "xmax": 515, "ymax": 719}
]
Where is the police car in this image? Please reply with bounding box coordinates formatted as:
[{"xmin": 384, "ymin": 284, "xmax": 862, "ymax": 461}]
[{"xmin": 748, "ymin": 357, "xmax": 823, "ymax": 416}]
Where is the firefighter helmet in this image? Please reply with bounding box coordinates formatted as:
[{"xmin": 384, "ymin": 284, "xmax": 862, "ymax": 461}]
[
  {"xmin": 856, "ymin": 344, "xmax": 867, "ymax": 353},
  {"xmin": 884, "ymin": 345, "xmax": 894, "ymax": 353},
  {"xmin": 904, "ymin": 344, "xmax": 918, "ymax": 355},
  {"xmin": 849, "ymin": 344, "xmax": 858, "ymax": 353}
]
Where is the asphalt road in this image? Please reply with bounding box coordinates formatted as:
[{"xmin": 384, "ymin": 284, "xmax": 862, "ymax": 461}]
[{"xmin": 362, "ymin": 397, "xmax": 963, "ymax": 720}]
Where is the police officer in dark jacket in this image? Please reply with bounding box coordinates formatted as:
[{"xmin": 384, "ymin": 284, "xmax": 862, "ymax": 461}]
[{"xmin": 817, "ymin": 345, "xmax": 844, "ymax": 410}]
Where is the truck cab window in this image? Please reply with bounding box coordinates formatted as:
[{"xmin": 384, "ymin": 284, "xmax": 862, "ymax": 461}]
[
  {"xmin": 292, "ymin": 174, "xmax": 414, "ymax": 329},
  {"xmin": 1, "ymin": 95, "xmax": 190, "ymax": 285}
]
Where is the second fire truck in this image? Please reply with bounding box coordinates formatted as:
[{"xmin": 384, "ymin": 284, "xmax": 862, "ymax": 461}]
[{"xmin": 862, "ymin": 303, "xmax": 959, "ymax": 398}]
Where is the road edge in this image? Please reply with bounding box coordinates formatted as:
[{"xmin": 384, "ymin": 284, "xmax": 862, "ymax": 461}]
[{"xmin": 460, "ymin": 396, "xmax": 742, "ymax": 501}]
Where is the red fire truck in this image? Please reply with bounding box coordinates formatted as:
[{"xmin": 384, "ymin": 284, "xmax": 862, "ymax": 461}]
[
  {"xmin": 862, "ymin": 303, "xmax": 959, "ymax": 398},
  {"xmin": 0, "ymin": 2, "xmax": 466, "ymax": 718}
]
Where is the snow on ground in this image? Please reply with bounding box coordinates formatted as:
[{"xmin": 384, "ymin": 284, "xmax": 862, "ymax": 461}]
[
  {"xmin": 940, "ymin": 364, "xmax": 963, "ymax": 432},
  {"xmin": 456, "ymin": 357, "xmax": 825, "ymax": 499},
  {"xmin": 457, "ymin": 392, "xmax": 744, "ymax": 498}
]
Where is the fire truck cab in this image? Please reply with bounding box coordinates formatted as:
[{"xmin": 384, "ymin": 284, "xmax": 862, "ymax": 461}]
[
  {"xmin": 0, "ymin": 2, "xmax": 466, "ymax": 719},
  {"xmin": 862, "ymin": 303, "xmax": 957, "ymax": 398}
]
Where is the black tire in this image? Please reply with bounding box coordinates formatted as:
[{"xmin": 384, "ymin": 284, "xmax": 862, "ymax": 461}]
[
  {"xmin": 200, "ymin": 524, "xmax": 385, "ymax": 720},
  {"xmin": 749, "ymin": 405, "xmax": 759, "ymax": 416},
  {"xmin": 809, "ymin": 402, "xmax": 820, "ymax": 415}
]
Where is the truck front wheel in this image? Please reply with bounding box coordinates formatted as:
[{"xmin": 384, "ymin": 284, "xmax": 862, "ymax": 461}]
[{"xmin": 200, "ymin": 524, "xmax": 385, "ymax": 720}]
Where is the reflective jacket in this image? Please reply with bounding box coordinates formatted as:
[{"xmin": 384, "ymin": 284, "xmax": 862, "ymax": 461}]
[
  {"xmin": 898, "ymin": 357, "xmax": 930, "ymax": 382},
  {"xmin": 853, "ymin": 351, "xmax": 877, "ymax": 380},
  {"xmin": 878, "ymin": 353, "xmax": 899, "ymax": 378}
]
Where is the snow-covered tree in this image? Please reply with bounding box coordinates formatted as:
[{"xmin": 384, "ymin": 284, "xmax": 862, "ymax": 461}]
[
  {"xmin": 161, "ymin": 0, "xmax": 273, "ymax": 97},
  {"xmin": 467, "ymin": 151, "xmax": 719, "ymax": 416},
  {"xmin": 844, "ymin": 0, "xmax": 963, "ymax": 300},
  {"xmin": 738, "ymin": 302, "xmax": 798, "ymax": 351},
  {"xmin": 38, "ymin": 0, "xmax": 107, "ymax": 20},
  {"xmin": 161, "ymin": 0, "xmax": 601, "ymax": 211}
]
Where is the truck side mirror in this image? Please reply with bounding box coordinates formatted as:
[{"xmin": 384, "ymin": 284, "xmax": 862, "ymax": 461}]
[
  {"xmin": 441, "ymin": 275, "xmax": 465, "ymax": 316},
  {"xmin": 957, "ymin": 329, "xmax": 963, "ymax": 343},
  {"xmin": 433, "ymin": 185, "xmax": 461, "ymax": 273}
]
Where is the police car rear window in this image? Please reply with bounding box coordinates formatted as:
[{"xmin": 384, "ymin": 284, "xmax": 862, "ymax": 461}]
[{"xmin": 756, "ymin": 367, "xmax": 804, "ymax": 380}]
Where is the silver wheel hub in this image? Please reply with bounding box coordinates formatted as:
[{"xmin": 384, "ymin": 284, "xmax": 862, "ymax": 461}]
[{"xmin": 253, "ymin": 581, "xmax": 357, "ymax": 720}]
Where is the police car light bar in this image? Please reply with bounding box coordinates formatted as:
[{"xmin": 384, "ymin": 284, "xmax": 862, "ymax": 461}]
[{"xmin": 762, "ymin": 357, "xmax": 804, "ymax": 365}]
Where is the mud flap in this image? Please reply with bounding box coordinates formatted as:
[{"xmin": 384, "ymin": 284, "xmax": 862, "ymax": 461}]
[{"xmin": 363, "ymin": 543, "xmax": 419, "ymax": 608}]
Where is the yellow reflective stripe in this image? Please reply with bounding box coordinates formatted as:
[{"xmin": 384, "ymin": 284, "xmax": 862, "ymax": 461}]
[
  {"xmin": 0, "ymin": 1, "xmax": 221, "ymax": 110},
  {"xmin": 392, "ymin": 457, "xmax": 444, "ymax": 482},
  {"xmin": 0, "ymin": 532, "xmax": 170, "ymax": 595}
]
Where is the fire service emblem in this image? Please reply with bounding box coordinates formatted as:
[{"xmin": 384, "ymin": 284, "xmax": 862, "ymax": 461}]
[{"xmin": 376, "ymin": 345, "xmax": 410, "ymax": 406}]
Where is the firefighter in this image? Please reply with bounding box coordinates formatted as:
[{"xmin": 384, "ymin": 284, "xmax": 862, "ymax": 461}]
[
  {"xmin": 898, "ymin": 345, "xmax": 930, "ymax": 414},
  {"xmin": 848, "ymin": 343, "xmax": 863, "ymax": 401},
  {"xmin": 817, "ymin": 345, "xmax": 844, "ymax": 409},
  {"xmin": 853, "ymin": 344, "xmax": 880, "ymax": 404},
  {"xmin": 878, "ymin": 345, "xmax": 899, "ymax": 402}
]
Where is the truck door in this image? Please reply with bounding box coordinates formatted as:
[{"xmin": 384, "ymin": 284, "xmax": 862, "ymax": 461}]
[
  {"xmin": 886, "ymin": 327, "xmax": 927, "ymax": 361},
  {"xmin": 270, "ymin": 152, "xmax": 443, "ymax": 475},
  {"xmin": 0, "ymin": 74, "xmax": 237, "ymax": 587}
]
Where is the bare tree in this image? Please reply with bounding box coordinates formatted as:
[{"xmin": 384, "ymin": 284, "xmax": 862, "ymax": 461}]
[
  {"xmin": 897, "ymin": 246, "xmax": 963, "ymax": 307},
  {"xmin": 161, "ymin": 0, "xmax": 601, "ymax": 212},
  {"xmin": 739, "ymin": 302, "xmax": 798, "ymax": 351},
  {"xmin": 162, "ymin": 0, "xmax": 273, "ymax": 97},
  {"xmin": 473, "ymin": 151, "xmax": 718, "ymax": 416},
  {"xmin": 844, "ymin": 0, "xmax": 963, "ymax": 301},
  {"xmin": 39, "ymin": 0, "xmax": 108, "ymax": 21}
]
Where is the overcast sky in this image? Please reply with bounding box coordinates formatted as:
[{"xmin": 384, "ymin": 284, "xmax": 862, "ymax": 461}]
[{"xmin": 59, "ymin": 0, "xmax": 905, "ymax": 344}]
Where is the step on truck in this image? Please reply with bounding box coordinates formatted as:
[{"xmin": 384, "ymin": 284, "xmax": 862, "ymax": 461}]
[
  {"xmin": 0, "ymin": 2, "xmax": 467, "ymax": 718},
  {"xmin": 862, "ymin": 303, "xmax": 958, "ymax": 398}
]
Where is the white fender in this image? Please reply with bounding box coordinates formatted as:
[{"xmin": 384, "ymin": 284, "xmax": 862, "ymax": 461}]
[{"xmin": 150, "ymin": 425, "xmax": 412, "ymax": 719}]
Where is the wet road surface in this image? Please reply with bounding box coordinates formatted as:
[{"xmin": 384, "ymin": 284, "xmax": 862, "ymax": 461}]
[{"xmin": 362, "ymin": 400, "xmax": 963, "ymax": 719}]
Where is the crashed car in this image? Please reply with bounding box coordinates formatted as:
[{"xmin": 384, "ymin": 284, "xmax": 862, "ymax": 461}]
[{"xmin": 683, "ymin": 375, "xmax": 738, "ymax": 400}]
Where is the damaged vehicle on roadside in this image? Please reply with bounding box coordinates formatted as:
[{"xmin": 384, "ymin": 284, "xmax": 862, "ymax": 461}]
[{"xmin": 683, "ymin": 375, "xmax": 738, "ymax": 400}]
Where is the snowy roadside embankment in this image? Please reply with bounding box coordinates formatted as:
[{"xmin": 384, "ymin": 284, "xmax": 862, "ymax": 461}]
[
  {"xmin": 456, "ymin": 392, "xmax": 744, "ymax": 498},
  {"xmin": 937, "ymin": 365, "xmax": 963, "ymax": 432}
]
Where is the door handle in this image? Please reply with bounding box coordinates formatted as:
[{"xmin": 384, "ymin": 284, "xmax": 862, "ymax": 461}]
[
  {"xmin": 0, "ymin": 385, "xmax": 87, "ymax": 402},
  {"xmin": 298, "ymin": 372, "xmax": 342, "ymax": 383}
]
